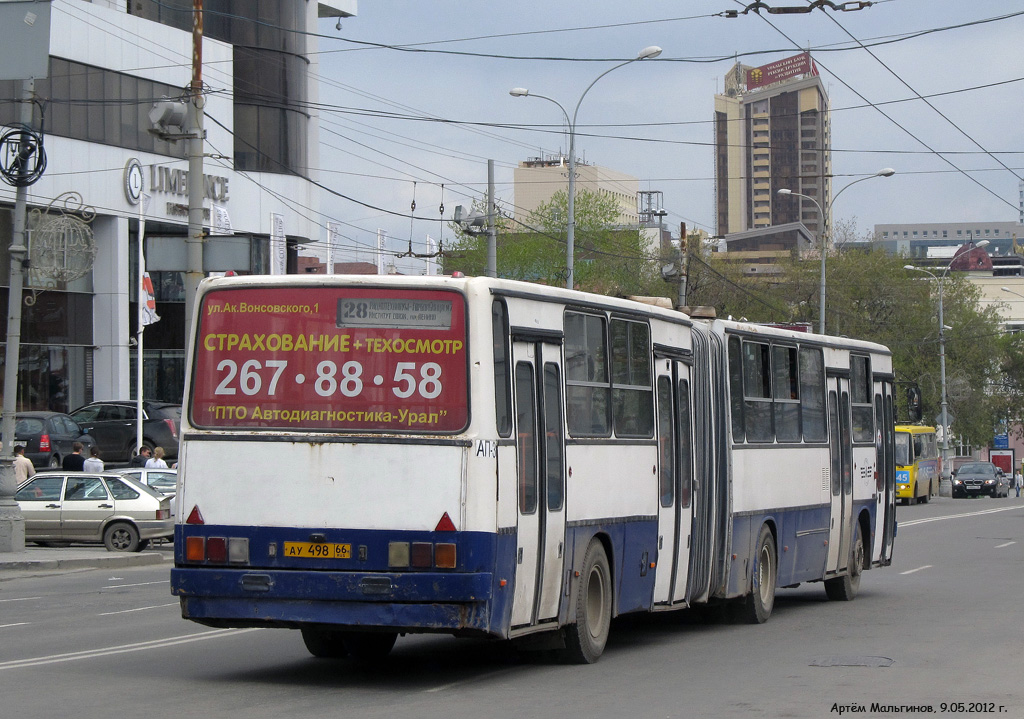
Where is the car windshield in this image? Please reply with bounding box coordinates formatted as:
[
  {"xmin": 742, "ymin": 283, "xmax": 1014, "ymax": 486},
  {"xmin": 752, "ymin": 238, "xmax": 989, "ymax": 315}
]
[
  {"xmin": 15, "ymin": 417, "xmax": 45, "ymax": 434},
  {"xmin": 150, "ymin": 405, "xmax": 182, "ymax": 421},
  {"xmin": 958, "ymin": 463, "xmax": 995, "ymax": 476}
]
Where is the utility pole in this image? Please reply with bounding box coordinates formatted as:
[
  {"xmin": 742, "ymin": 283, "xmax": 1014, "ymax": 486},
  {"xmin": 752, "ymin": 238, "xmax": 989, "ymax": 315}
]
[
  {"xmin": 0, "ymin": 79, "xmax": 35, "ymax": 552},
  {"xmin": 486, "ymin": 159, "xmax": 496, "ymax": 278},
  {"xmin": 182, "ymin": 0, "xmax": 205, "ymax": 344}
]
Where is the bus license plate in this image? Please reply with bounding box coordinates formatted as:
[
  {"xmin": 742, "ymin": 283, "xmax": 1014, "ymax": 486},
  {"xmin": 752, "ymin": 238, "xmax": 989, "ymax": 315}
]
[{"xmin": 283, "ymin": 542, "xmax": 351, "ymax": 559}]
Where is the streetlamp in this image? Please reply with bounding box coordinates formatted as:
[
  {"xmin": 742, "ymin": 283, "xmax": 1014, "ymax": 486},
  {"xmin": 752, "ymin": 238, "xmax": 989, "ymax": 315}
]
[
  {"xmin": 905, "ymin": 238, "xmax": 990, "ymax": 496},
  {"xmin": 778, "ymin": 168, "xmax": 895, "ymax": 334},
  {"xmin": 511, "ymin": 45, "xmax": 662, "ymax": 290}
]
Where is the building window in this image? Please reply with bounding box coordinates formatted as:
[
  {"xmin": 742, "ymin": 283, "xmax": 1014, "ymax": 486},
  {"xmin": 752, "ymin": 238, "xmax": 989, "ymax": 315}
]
[{"xmin": 0, "ymin": 58, "xmax": 186, "ymax": 159}]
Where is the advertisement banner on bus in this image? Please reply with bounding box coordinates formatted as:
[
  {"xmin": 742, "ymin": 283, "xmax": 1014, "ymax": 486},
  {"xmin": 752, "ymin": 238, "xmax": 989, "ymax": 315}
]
[{"xmin": 190, "ymin": 286, "xmax": 468, "ymax": 433}]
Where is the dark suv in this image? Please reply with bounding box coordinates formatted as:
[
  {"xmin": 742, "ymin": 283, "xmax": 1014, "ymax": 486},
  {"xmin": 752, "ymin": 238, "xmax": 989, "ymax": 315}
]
[
  {"xmin": 951, "ymin": 461, "xmax": 1009, "ymax": 498},
  {"xmin": 69, "ymin": 401, "xmax": 180, "ymax": 463}
]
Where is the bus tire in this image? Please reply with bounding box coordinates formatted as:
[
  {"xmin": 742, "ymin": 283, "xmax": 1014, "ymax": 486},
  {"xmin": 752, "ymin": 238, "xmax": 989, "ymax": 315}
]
[
  {"xmin": 741, "ymin": 524, "xmax": 777, "ymax": 624},
  {"xmin": 343, "ymin": 631, "xmax": 397, "ymax": 661},
  {"xmin": 301, "ymin": 628, "xmax": 349, "ymax": 658},
  {"xmin": 563, "ymin": 539, "xmax": 612, "ymax": 664},
  {"xmin": 825, "ymin": 522, "xmax": 864, "ymax": 601}
]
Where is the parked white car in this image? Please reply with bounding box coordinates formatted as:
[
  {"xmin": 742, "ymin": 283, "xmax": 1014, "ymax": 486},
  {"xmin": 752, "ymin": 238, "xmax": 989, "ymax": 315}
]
[{"xmin": 15, "ymin": 471, "xmax": 173, "ymax": 551}]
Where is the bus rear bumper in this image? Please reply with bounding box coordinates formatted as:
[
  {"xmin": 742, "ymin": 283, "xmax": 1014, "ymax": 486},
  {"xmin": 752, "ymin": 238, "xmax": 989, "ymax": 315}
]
[{"xmin": 171, "ymin": 567, "xmax": 500, "ymax": 635}]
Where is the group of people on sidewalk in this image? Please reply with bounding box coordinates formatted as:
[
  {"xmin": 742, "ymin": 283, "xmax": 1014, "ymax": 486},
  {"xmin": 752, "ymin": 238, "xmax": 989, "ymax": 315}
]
[{"xmin": 11, "ymin": 443, "xmax": 171, "ymax": 485}]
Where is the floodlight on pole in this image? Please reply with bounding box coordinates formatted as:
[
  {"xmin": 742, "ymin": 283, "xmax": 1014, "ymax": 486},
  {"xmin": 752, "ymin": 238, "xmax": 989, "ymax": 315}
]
[
  {"xmin": 777, "ymin": 168, "xmax": 895, "ymax": 334},
  {"xmin": 511, "ymin": 45, "xmax": 661, "ymax": 290}
]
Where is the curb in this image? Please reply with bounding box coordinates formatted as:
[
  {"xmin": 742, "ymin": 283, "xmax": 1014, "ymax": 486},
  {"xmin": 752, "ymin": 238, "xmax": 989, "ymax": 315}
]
[{"xmin": 0, "ymin": 551, "xmax": 168, "ymax": 573}]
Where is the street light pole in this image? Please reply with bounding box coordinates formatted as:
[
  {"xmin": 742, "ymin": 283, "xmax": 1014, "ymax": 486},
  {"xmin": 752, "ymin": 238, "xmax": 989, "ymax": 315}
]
[
  {"xmin": 778, "ymin": 168, "xmax": 894, "ymax": 334},
  {"xmin": 511, "ymin": 45, "xmax": 661, "ymax": 290},
  {"xmin": 905, "ymin": 239, "xmax": 989, "ymax": 496}
]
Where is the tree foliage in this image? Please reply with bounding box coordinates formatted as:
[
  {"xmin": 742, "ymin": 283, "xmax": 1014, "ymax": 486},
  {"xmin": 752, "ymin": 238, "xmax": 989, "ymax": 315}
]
[{"xmin": 444, "ymin": 189, "xmax": 661, "ymax": 295}]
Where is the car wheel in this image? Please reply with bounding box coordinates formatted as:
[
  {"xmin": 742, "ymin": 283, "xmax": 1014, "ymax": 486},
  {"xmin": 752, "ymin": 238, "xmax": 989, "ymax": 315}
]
[
  {"xmin": 48, "ymin": 455, "xmax": 60, "ymax": 469},
  {"xmin": 103, "ymin": 522, "xmax": 140, "ymax": 552},
  {"xmin": 741, "ymin": 524, "xmax": 777, "ymax": 624}
]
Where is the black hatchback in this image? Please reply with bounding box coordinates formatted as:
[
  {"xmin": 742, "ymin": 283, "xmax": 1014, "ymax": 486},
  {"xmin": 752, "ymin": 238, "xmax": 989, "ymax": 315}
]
[
  {"xmin": 69, "ymin": 400, "xmax": 180, "ymax": 463},
  {"xmin": 13, "ymin": 411, "xmax": 96, "ymax": 468}
]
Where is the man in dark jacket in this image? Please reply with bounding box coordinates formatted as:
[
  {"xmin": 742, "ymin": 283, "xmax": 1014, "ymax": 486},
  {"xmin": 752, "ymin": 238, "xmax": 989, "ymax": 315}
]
[
  {"xmin": 62, "ymin": 442, "xmax": 86, "ymax": 471},
  {"xmin": 129, "ymin": 446, "xmax": 152, "ymax": 468}
]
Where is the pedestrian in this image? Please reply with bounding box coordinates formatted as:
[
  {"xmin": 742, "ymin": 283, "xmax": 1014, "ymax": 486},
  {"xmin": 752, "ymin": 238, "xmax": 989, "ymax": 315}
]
[
  {"xmin": 145, "ymin": 446, "xmax": 169, "ymax": 469},
  {"xmin": 62, "ymin": 441, "xmax": 86, "ymax": 471},
  {"xmin": 13, "ymin": 445, "xmax": 35, "ymax": 484},
  {"xmin": 1015, "ymin": 470, "xmax": 1023, "ymax": 498},
  {"xmin": 83, "ymin": 445, "xmax": 104, "ymax": 473},
  {"xmin": 129, "ymin": 446, "xmax": 152, "ymax": 468}
]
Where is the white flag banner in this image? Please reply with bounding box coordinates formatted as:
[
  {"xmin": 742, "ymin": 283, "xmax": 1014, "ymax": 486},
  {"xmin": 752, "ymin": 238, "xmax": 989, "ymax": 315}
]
[
  {"xmin": 270, "ymin": 212, "xmax": 286, "ymax": 275},
  {"xmin": 211, "ymin": 204, "xmax": 233, "ymax": 236},
  {"xmin": 140, "ymin": 271, "xmax": 160, "ymax": 327},
  {"xmin": 326, "ymin": 221, "xmax": 340, "ymax": 274}
]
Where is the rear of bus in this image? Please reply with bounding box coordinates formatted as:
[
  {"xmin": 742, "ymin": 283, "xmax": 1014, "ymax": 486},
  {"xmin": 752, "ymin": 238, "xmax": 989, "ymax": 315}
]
[
  {"xmin": 894, "ymin": 425, "xmax": 938, "ymax": 504},
  {"xmin": 170, "ymin": 277, "xmax": 507, "ymax": 638}
]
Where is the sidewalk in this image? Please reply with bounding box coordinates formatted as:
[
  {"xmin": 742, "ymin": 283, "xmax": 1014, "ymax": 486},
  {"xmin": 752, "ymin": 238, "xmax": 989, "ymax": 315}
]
[{"xmin": 0, "ymin": 543, "xmax": 171, "ymax": 577}]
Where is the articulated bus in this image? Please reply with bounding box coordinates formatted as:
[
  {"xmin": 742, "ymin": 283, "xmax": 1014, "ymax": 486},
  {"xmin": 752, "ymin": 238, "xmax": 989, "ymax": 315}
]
[
  {"xmin": 170, "ymin": 275, "xmax": 896, "ymax": 663},
  {"xmin": 894, "ymin": 425, "xmax": 939, "ymax": 505}
]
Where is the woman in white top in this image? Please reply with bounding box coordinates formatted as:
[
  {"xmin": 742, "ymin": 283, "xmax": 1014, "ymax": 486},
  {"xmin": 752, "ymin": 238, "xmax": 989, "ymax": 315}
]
[
  {"xmin": 146, "ymin": 446, "xmax": 169, "ymax": 469},
  {"xmin": 83, "ymin": 446, "xmax": 104, "ymax": 472}
]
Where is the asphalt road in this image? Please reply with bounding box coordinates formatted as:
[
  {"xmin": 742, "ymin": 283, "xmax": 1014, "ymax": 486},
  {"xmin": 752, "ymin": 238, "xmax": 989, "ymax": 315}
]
[{"xmin": 0, "ymin": 496, "xmax": 1021, "ymax": 719}]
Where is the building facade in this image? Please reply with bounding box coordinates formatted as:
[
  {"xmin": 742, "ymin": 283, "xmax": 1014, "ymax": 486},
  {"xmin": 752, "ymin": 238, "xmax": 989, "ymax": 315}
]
[
  {"xmin": 513, "ymin": 155, "xmax": 640, "ymax": 226},
  {"xmin": 714, "ymin": 53, "xmax": 831, "ymax": 241},
  {"xmin": 0, "ymin": 0, "xmax": 355, "ymax": 413},
  {"xmin": 873, "ymin": 221, "xmax": 1022, "ymax": 260}
]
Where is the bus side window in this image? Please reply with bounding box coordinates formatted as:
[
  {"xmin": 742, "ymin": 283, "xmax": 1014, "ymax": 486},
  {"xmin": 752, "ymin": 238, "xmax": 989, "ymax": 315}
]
[
  {"xmin": 743, "ymin": 340, "xmax": 773, "ymax": 442},
  {"xmin": 728, "ymin": 336, "xmax": 745, "ymax": 442},
  {"xmin": 913, "ymin": 436, "xmax": 923, "ymax": 460},
  {"xmin": 492, "ymin": 300, "xmax": 512, "ymax": 438},
  {"xmin": 799, "ymin": 346, "xmax": 826, "ymax": 442}
]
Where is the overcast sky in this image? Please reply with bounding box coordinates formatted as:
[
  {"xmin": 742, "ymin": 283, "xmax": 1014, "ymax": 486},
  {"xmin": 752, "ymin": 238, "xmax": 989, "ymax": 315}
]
[{"xmin": 311, "ymin": 1, "xmax": 1024, "ymax": 274}]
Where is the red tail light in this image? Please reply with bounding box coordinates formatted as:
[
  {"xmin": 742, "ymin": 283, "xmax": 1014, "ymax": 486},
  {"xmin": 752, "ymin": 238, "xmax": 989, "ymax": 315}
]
[
  {"xmin": 164, "ymin": 419, "xmax": 178, "ymax": 439},
  {"xmin": 39, "ymin": 434, "xmax": 50, "ymax": 452}
]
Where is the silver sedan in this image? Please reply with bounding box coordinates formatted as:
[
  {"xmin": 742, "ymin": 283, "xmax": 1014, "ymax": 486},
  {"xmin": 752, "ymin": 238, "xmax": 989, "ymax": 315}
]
[{"xmin": 15, "ymin": 471, "xmax": 173, "ymax": 551}]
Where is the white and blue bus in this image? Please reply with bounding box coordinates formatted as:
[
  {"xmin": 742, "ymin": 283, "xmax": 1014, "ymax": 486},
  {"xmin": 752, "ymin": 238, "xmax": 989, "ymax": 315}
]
[{"xmin": 170, "ymin": 275, "xmax": 896, "ymax": 663}]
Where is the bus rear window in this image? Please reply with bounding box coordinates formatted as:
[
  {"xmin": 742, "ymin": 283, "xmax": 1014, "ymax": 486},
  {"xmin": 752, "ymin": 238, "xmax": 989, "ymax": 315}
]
[{"xmin": 190, "ymin": 287, "xmax": 468, "ymax": 433}]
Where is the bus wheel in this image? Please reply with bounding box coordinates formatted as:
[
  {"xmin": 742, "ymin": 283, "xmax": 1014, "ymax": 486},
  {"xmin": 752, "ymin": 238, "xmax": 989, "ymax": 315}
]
[
  {"xmin": 919, "ymin": 485, "xmax": 929, "ymax": 504},
  {"xmin": 741, "ymin": 524, "xmax": 777, "ymax": 624},
  {"xmin": 301, "ymin": 628, "xmax": 349, "ymax": 658},
  {"xmin": 343, "ymin": 631, "xmax": 397, "ymax": 661},
  {"xmin": 825, "ymin": 523, "xmax": 864, "ymax": 601},
  {"xmin": 563, "ymin": 539, "xmax": 612, "ymax": 664}
]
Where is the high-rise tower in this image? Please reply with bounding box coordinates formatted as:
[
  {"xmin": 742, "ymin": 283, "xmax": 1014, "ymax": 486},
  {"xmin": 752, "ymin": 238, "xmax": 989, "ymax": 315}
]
[{"xmin": 714, "ymin": 53, "xmax": 831, "ymax": 240}]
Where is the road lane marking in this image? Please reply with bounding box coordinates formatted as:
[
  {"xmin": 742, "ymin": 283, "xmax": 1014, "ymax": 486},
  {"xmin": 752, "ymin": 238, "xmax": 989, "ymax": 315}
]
[
  {"xmin": 424, "ymin": 668, "xmax": 514, "ymax": 693},
  {"xmin": 995, "ymin": 541, "xmax": 1016, "ymax": 548},
  {"xmin": 0, "ymin": 597, "xmax": 41, "ymax": 603},
  {"xmin": 900, "ymin": 505, "xmax": 1020, "ymax": 527},
  {"xmin": 98, "ymin": 602, "xmax": 178, "ymax": 616},
  {"xmin": 0, "ymin": 628, "xmax": 261, "ymax": 670},
  {"xmin": 102, "ymin": 581, "xmax": 168, "ymax": 589},
  {"xmin": 0, "ymin": 623, "xmax": 30, "ymax": 629},
  {"xmin": 900, "ymin": 565, "xmax": 932, "ymax": 575}
]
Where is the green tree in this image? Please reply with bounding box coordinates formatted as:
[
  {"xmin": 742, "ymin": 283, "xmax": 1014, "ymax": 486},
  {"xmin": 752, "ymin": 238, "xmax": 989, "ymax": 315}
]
[{"xmin": 445, "ymin": 190, "xmax": 660, "ymax": 295}]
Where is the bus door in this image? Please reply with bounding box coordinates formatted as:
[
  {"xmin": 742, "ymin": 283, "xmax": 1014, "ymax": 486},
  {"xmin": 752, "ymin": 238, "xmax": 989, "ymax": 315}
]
[
  {"xmin": 826, "ymin": 378, "xmax": 854, "ymax": 574},
  {"xmin": 653, "ymin": 358, "xmax": 694, "ymax": 606},
  {"xmin": 876, "ymin": 385, "xmax": 896, "ymax": 564},
  {"xmin": 509, "ymin": 339, "xmax": 566, "ymax": 628}
]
